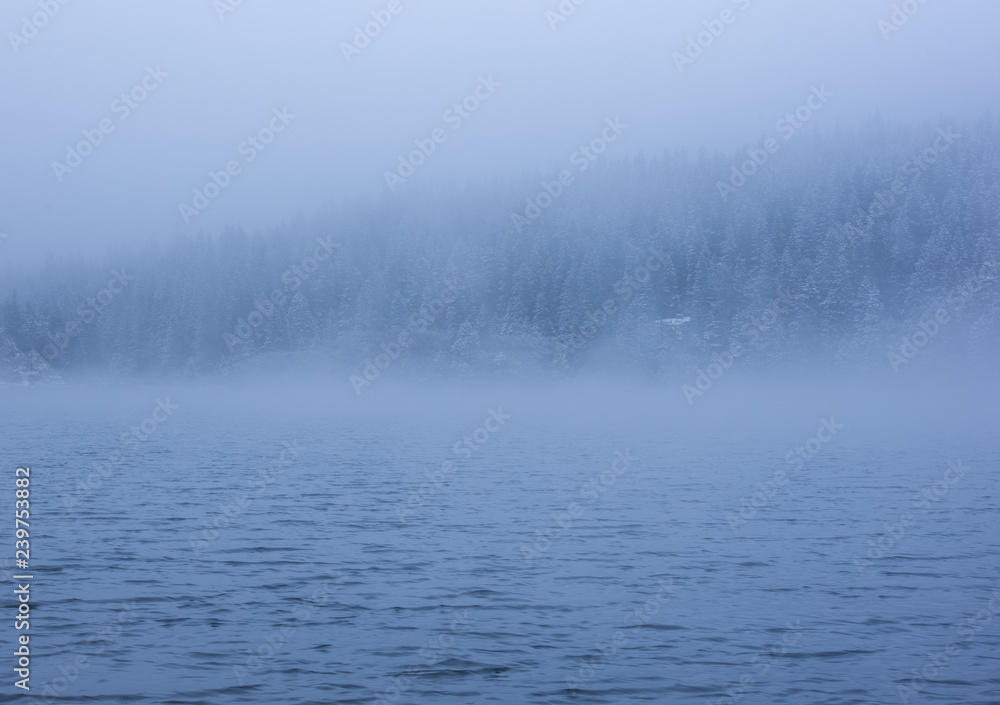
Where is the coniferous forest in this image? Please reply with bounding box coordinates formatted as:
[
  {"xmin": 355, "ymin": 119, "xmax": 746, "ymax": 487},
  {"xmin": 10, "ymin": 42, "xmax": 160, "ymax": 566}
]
[
  {"xmin": 5, "ymin": 5, "xmax": 1000, "ymax": 704},
  {"xmin": 2, "ymin": 117, "xmax": 998, "ymax": 384}
]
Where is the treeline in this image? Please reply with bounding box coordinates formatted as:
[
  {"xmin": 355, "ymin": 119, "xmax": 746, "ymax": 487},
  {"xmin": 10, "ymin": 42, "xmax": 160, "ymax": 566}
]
[{"xmin": 2, "ymin": 115, "xmax": 999, "ymax": 383}]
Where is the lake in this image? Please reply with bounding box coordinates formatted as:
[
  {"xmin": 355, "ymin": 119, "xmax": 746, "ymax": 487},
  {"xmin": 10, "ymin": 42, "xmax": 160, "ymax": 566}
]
[{"xmin": 2, "ymin": 375, "xmax": 998, "ymax": 704}]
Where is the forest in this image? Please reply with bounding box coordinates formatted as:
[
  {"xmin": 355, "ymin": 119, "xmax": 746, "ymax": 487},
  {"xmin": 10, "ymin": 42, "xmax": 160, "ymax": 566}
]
[{"xmin": 2, "ymin": 116, "xmax": 998, "ymax": 384}]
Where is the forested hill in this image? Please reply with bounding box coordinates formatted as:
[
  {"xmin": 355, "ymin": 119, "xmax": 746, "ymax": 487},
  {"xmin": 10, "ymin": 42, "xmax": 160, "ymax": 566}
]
[{"xmin": 2, "ymin": 117, "xmax": 999, "ymax": 383}]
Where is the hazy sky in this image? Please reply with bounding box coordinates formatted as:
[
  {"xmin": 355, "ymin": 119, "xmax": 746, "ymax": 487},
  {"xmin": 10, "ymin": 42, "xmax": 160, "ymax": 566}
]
[{"xmin": 1, "ymin": 0, "xmax": 997, "ymax": 265}]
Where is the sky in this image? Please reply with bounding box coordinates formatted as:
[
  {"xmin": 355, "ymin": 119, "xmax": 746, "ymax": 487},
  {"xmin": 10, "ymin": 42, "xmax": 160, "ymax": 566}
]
[{"xmin": 1, "ymin": 0, "xmax": 997, "ymax": 266}]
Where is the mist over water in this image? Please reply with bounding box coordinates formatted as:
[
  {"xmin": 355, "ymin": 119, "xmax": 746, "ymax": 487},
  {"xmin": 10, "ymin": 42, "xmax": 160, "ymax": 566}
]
[
  {"xmin": 2, "ymin": 1, "xmax": 999, "ymax": 703},
  {"xmin": 2, "ymin": 374, "xmax": 999, "ymax": 703}
]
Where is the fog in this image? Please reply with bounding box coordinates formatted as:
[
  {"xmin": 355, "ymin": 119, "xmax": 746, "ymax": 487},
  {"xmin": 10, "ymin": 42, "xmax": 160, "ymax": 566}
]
[
  {"xmin": 2, "ymin": 0, "xmax": 999, "ymax": 265},
  {"xmin": 3, "ymin": 5, "xmax": 1000, "ymax": 704},
  {"xmin": 3, "ymin": 368, "xmax": 999, "ymax": 702}
]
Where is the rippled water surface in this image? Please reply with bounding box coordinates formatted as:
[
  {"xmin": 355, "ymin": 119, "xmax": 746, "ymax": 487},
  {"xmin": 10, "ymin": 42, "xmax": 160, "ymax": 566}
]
[{"xmin": 3, "ymin": 380, "xmax": 998, "ymax": 704}]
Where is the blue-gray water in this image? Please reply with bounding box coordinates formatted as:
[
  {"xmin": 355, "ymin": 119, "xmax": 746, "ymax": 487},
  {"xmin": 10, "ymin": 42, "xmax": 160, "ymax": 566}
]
[{"xmin": 3, "ymin": 378, "xmax": 998, "ymax": 704}]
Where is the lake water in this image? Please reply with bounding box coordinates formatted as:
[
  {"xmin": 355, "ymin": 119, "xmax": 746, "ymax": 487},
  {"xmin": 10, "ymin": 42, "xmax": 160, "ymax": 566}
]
[{"xmin": 2, "ymin": 376, "xmax": 998, "ymax": 704}]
